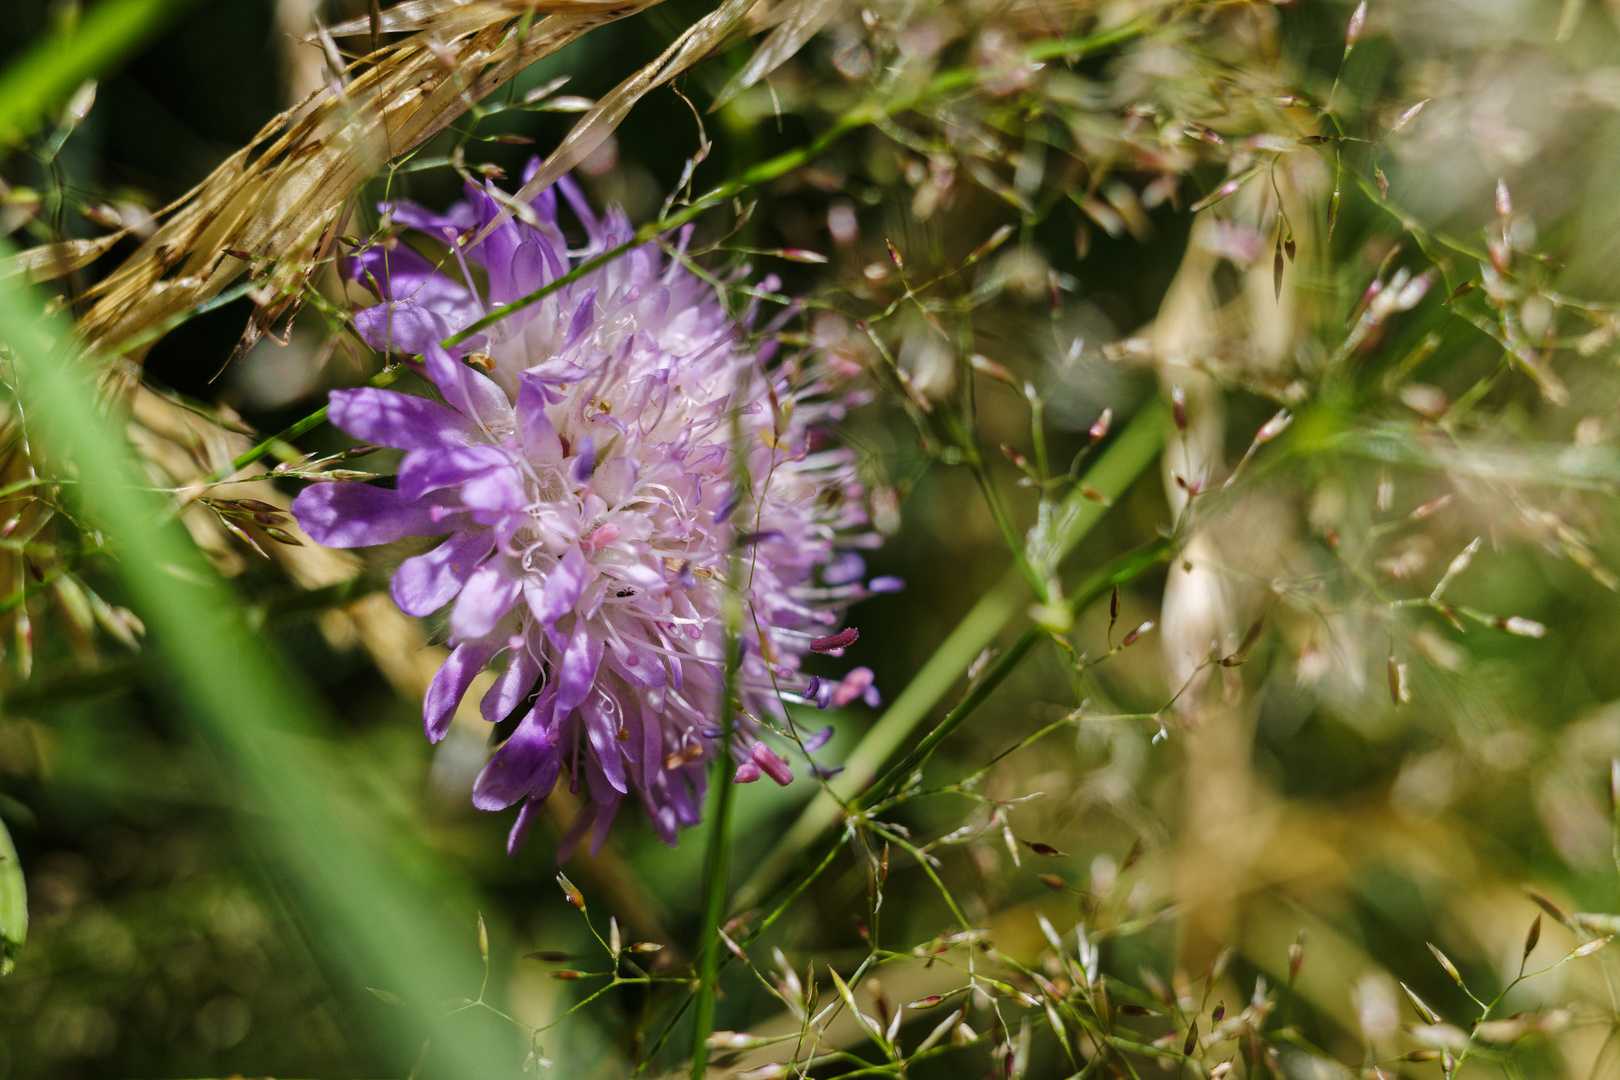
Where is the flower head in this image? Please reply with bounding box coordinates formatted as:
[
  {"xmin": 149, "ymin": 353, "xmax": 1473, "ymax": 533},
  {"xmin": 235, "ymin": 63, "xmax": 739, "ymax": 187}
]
[{"xmin": 293, "ymin": 169, "xmax": 890, "ymax": 857}]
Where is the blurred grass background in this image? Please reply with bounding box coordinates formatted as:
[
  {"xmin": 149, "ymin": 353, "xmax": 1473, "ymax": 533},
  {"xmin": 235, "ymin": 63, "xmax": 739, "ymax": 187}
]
[{"xmin": 5, "ymin": 1, "xmax": 1620, "ymax": 1078}]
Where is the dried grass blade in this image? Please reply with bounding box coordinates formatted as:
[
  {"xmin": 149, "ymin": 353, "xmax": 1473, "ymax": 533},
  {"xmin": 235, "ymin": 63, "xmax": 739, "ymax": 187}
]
[
  {"xmin": 489, "ymin": 0, "xmax": 755, "ymax": 239},
  {"xmin": 711, "ymin": 0, "xmax": 840, "ymax": 110},
  {"xmin": 1, "ymin": 233, "xmax": 127, "ymax": 284}
]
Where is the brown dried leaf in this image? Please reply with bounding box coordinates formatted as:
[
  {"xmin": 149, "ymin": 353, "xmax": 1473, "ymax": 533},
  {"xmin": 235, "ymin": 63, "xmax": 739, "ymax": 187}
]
[
  {"xmin": 2, "ymin": 232, "xmax": 127, "ymax": 284},
  {"xmin": 73, "ymin": 1, "xmax": 660, "ymax": 365}
]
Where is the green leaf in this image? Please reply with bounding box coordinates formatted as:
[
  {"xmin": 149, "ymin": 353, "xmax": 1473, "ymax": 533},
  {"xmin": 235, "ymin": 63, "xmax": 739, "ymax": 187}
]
[{"xmin": 0, "ymin": 814, "xmax": 25, "ymax": 976}]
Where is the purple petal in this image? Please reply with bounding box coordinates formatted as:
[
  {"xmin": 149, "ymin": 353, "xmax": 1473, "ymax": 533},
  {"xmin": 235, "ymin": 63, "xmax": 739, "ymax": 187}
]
[
  {"xmin": 425, "ymin": 640, "xmax": 497, "ymax": 742},
  {"xmin": 328, "ymin": 387, "xmax": 483, "ymax": 451},
  {"xmin": 380, "ymin": 198, "xmax": 476, "ymax": 237},
  {"xmin": 348, "ymin": 243, "xmax": 477, "ymax": 323},
  {"xmin": 831, "ymin": 666, "xmax": 875, "ymax": 708},
  {"xmin": 802, "ymin": 725, "xmax": 834, "ymax": 752},
  {"xmin": 352, "ymin": 301, "xmax": 457, "ymax": 355},
  {"xmin": 525, "ymin": 548, "xmax": 589, "ymax": 627},
  {"xmin": 868, "ymin": 576, "xmax": 905, "ymax": 594},
  {"xmin": 517, "ymin": 376, "xmax": 563, "ymax": 462},
  {"xmin": 482, "ymin": 643, "xmax": 543, "ymax": 723},
  {"xmin": 293, "ymin": 481, "xmax": 440, "ymax": 548},
  {"xmin": 557, "ymin": 175, "xmax": 604, "ymax": 249},
  {"xmin": 473, "ymin": 706, "xmax": 561, "ymax": 810},
  {"xmin": 713, "ymin": 486, "xmax": 740, "ymax": 524},
  {"xmin": 556, "ymin": 802, "xmax": 597, "ymax": 864},
  {"xmin": 565, "ymin": 288, "xmax": 598, "ymax": 348},
  {"xmin": 570, "ymin": 436, "xmax": 595, "ymax": 483},
  {"xmin": 460, "ymin": 468, "xmax": 528, "ymax": 515},
  {"xmin": 823, "ymin": 552, "xmax": 865, "ymax": 585},
  {"xmin": 398, "ymin": 444, "xmax": 510, "ymax": 501},
  {"xmin": 506, "ymin": 796, "xmax": 544, "ymax": 856},
  {"xmin": 583, "ymin": 770, "xmax": 621, "ymax": 856},
  {"xmin": 392, "ymin": 529, "xmax": 493, "ymax": 616},
  {"xmin": 581, "ymin": 695, "xmax": 627, "ymax": 794},
  {"xmin": 552, "ymin": 618, "xmax": 605, "ymax": 722},
  {"xmin": 450, "ymin": 561, "xmax": 522, "ymax": 639},
  {"xmin": 420, "ymin": 344, "xmax": 514, "ymax": 433}
]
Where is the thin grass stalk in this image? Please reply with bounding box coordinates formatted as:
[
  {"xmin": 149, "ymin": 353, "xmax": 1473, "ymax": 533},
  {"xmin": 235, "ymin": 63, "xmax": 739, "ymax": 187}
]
[
  {"xmin": 690, "ymin": 420, "xmax": 750, "ymax": 1079},
  {"xmin": 735, "ymin": 401, "xmax": 1168, "ymax": 907},
  {"xmin": 0, "ymin": 239, "xmax": 507, "ymax": 1076}
]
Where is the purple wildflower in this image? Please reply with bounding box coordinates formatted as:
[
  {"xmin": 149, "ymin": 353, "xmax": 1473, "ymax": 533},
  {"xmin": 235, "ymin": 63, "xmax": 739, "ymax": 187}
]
[{"xmin": 293, "ymin": 168, "xmax": 887, "ymax": 857}]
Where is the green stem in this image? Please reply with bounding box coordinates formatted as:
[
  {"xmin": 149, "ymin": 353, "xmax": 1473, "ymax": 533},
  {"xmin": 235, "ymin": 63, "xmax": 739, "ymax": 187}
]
[
  {"xmin": 211, "ymin": 18, "xmax": 1157, "ymax": 480},
  {"xmin": 733, "ymin": 400, "xmax": 1166, "ymax": 908},
  {"xmin": 861, "ymin": 533, "xmax": 1171, "ymax": 812},
  {"xmin": 689, "ymin": 733, "xmax": 736, "ymax": 1079},
  {"xmin": 691, "ymin": 424, "xmax": 750, "ymax": 1077},
  {"xmin": 205, "ymin": 365, "xmax": 405, "ymax": 485}
]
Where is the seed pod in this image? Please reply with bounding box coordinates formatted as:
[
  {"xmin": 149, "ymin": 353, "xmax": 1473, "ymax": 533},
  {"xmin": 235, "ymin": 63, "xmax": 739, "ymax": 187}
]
[
  {"xmin": 1427, "ymin": 942, "xmax": 1463, "ymax": 987},
  {"xmin": 1090, "ymin": 408, "xmax": 1113, "ymax": 443},
  {"xmin": 1346, "ymin": 0, "xmax": 1367, "ymax": 48},
  {"xmin": 1256, "ymin": 409, "xmax": 1292, "ymax": 442},
  {"xmin": 1523, "ymin": 914, "xmax": 1542, "ymax": 959}
]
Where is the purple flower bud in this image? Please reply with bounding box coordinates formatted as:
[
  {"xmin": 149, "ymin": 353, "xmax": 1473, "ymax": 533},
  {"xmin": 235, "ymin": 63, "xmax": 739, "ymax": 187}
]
[
  {"xmin": 749, "ymin": 742, "xmax": 794, "ymax": 786},
  {"xmin": 734, "ymin": 762, "xmax": 762, "ymax": 783},
  {"xmin": 867, "ymin": 576, "xmax": 904, "ymax": 594}
]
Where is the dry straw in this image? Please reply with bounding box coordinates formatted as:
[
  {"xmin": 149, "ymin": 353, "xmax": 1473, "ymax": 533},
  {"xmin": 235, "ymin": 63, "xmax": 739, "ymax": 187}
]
[{"xmin": 0, "ymin": 0, "xmax": 833, "ymax": 688}]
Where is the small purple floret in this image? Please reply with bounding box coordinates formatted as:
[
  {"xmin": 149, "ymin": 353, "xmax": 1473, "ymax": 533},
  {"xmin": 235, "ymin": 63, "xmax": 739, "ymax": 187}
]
[{"xmin": 802, "ymin": 725, "xmax": 834, "ymax": 752}]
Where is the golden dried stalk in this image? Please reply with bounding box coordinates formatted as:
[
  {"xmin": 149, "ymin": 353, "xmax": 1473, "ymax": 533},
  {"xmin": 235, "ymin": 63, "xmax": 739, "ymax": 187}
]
[
  {"xmin": 0, "ymin": 0, "xmax": 839, "ymax": 692},
  {"xmin": 73, "ymin": 0, "xmax": 662, "ymax": 368}
]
